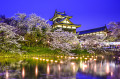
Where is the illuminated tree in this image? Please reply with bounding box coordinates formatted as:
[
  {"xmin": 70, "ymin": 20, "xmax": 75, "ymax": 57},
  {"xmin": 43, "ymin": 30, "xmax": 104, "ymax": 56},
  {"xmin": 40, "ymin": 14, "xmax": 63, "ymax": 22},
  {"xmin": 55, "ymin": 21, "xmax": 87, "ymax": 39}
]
[
  {"xmin": 0, "ymin": 23, "xmax": 23, "ymax": 53},
  {"xmin": 49, "ymin": 28, "xmax": 79, "ymax": 54}
]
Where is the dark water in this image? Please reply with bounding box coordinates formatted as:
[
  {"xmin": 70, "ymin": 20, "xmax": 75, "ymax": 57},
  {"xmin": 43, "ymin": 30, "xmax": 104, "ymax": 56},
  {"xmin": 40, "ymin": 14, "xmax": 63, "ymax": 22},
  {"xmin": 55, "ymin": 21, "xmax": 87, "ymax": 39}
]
[{"xmin": 0, "ymin": 56, "xmax": 120, "ymax": 79}]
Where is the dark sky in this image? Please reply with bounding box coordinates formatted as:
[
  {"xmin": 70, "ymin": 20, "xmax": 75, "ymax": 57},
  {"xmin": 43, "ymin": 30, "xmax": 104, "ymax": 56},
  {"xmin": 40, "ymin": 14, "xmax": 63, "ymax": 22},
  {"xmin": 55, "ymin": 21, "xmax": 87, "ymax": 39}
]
[{"xmin": 0, "ymin": 0, "xmax": 120, "ymax": 31}]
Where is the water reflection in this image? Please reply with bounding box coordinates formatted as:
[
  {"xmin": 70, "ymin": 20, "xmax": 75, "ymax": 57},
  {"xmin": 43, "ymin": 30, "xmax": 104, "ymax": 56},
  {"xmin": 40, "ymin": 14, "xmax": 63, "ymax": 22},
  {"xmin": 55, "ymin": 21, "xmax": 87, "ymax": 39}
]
[
  {"xmin": 6, "ymin": 70, "xmax": 9, "ymax": 79},
  {"xmin": 0, "ymin": 56, "xmax": 120, "ymax": 79},
  {"xmin": 35, "ymin": 65, "xmax": 38, "ymax": 77},
  {"xmin": 22, "ymin": 67, "xmax": 25, "ymax": 78}
]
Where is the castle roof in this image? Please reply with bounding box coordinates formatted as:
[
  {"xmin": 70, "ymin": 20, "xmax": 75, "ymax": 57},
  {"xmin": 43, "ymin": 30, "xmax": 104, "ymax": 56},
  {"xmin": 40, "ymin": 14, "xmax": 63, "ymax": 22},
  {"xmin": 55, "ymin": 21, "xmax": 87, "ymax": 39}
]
[{"xmin": 77, "ymin": 26, "xmax": 107, "ymax": 35}]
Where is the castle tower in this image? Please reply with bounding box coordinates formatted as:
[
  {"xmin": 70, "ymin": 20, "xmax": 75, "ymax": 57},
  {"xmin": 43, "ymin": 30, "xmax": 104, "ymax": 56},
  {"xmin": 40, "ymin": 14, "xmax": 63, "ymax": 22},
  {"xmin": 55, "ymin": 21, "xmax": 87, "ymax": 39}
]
[{"xmin": 50, "ymin": 11, "xmax": 81, "ymax": 33}]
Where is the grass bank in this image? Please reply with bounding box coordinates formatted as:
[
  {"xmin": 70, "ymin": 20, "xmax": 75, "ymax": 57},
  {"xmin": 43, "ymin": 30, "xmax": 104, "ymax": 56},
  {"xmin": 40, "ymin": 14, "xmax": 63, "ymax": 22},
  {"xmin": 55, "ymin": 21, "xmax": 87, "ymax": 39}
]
[{"xmin": 0, "ymin": 46, "xmax": 90, "ymax": 57}]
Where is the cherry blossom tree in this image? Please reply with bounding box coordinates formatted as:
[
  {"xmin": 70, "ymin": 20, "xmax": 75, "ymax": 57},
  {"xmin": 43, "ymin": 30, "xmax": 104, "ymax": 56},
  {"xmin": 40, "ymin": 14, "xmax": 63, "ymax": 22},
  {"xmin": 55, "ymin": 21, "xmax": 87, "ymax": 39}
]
[
  {"xmin": 107, "ymin": 22, "xmax": 120, "ymax": 41},
  {"xmin": 0, "ymin": 23, "xmax": 23, "ymax": 53},
  {"xmin": 48, "ymin": 28, "xmax": 80, "ymax": 54}
]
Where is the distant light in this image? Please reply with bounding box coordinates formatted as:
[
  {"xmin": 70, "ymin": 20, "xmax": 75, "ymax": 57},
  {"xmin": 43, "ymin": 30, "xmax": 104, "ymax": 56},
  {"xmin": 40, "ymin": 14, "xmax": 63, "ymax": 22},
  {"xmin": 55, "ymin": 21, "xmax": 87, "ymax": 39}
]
[
  {"xmin": 46, "ymin": 59, "xmax": 49, "ymax": 61},
  {"xmin": 55, "ymin": 60, "xmax": 58, "ymax": 63},
  {"xmin": 94, "ymin": 59, "xmax": 97, "ymax": 61},
  {"xmin": 85, "ymin": 58, "xmax": 87, "ymax": 60},
  {"xmin": 43, "ymin": 59, "xmax": 45, "ymax": 61},
  {"xmin": 36, "ymin": 58, "xmax": 38, "ymax": 60}
]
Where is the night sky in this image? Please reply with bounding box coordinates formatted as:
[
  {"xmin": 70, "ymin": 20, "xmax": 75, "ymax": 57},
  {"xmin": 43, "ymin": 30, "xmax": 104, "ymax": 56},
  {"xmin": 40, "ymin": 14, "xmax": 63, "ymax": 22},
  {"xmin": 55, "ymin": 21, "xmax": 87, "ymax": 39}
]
[{"xmin": 0, "ymin": 0, "xmax": 120, "ymax": 32}]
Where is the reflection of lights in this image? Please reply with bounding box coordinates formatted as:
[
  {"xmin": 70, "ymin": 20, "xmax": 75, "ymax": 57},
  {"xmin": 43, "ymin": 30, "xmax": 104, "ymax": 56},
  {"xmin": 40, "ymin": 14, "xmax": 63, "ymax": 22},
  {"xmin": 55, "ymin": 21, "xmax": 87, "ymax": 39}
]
[
  {"xmin": 72, "ymin": 64, "xmax": 75, "ymax": 73},
  {"xmin": 35, "ymin": 65, "xmax": 38, "ymax": 77},
  {"xmin": 71, "ymin": 62, "xmax": 75, "ymax": 65},
  {"xmin": 6, "ymin": 70, "xmax": 9, "ymax": 79},
  {"xmin": 83, "ymin": 63, "xmax": 87, "ymax": 71},
  {"xmin": 55, "ymin": 60, "xmax": 58, "ymax": 63},
  {"xmin": 22, "ymin": 67, "xmax": 25, "ymax": 78},
  {"xmin": 94, "ymin": 63, "xmax": 96, "ymax": 72},
  {"xmin": 58, "ymin": 65, "xmax": 61, "ymax": 71},
  {"xmin": 102, "ymin": 56, "xmax": 104, "ymax": 58},
  {"xmin": 47, "ymin": 64, "xmax": 50, "ymax": 75},
  {"xmin": 60, "ymin": 61, "xmax": 63, "ymax": 63},
  {"xmin": 111, "ymin": 72, "xmax": 113, "ymax": 76},
  {"xmin": 106, "ymin": 63, "xmax": 110, "ymax": 74}
]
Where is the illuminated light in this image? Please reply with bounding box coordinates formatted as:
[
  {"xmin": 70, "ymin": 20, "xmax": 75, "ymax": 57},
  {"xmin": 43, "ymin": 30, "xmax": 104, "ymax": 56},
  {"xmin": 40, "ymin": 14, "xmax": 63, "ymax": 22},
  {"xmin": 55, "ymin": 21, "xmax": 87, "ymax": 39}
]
[
  {"xmin": 83, "ymin": 56, "xmax": 84, "ymax": 57},
  {"xmin": 80, "ymin": 57, "xmax": 82, "ymax": 59},
  {"xmin": 96, "ymin": 56, "xmax": 97, "ymax": 58},
  {"xmin": 76, "ymin": 57, "xmax": 78, "ymax": 59},
  {"xmin": 40, "ymin": 58, "xmax": 42, "ymax": 60},
  {"xmin": 69, "ymin": 57, "xmax": 71, "ymax": 59},
  {"xmin": 43, "ymin": 59, "xmax": 45, "ymax": 61},
  {"xmin": 46, "ymin": 59, "xmax": 49, "ymax": 61},
  {"xmin": 50, "ymin": 60, "xmax": 53, "ymax": 62},
  {"xmin": 36, "ymin": 40, "xmax": 38, "ymax": 42},
  {"xmin": 94, "ymin": 59, "xmax": 97, "ymax": 61},
  {"xmin": 72, "ymin": 57, "xmax": 74, "ymax": 59},
  {"xmin": 60, "ymin": 61, "xmax": 63, "ymax": 63},
  {"xmin": 87, "ymin": 56, "xmax": 89, "ymax": 57},
  {"xmin": 61, "ymin": 56, "xmax": 63, "ymax": 58},
  {"xmin": 22, "ymin": 67, "xmax": 25, "ymax": 78},
  {"xmin": 57, "ymin": 56, "xmax": 59, "ymax": 58},
  {"xmin": 35, "ymin": 65, "xmax": 38, "ymax": 77},
  {"xmin": 85, "ymin": 58, "xmax": 87, "ymax": 60},
  {"xmin": 65, "ymin": 56, "xmax": 67, "ymax": 58},
  {"xmin": 113, "ymin": 56, "xmax": 115, "ymax": 58},
  {"xmin": 90, "ymin": 58, "xmax": 92, "ymax": 60},
  {"xmin": 35, "ymin": 58, "xmax": 38, "ymax": 60},
  {"xmin": 92, "ymin": 56, "xmax": 93, "ymax": 58},
  {"xmin": 47, "ymin": 64, "xmax": 50, "ymax": 75},
  {"xmin": 23, "ymin": 38, "xmax": 24, "ymax": 40},
  {"xmin": 55, "ymin": 60, "xmax": 58, "ymax": 63},
  {"xmin": 6, "ymin": 70, "xmax": 9, "ymax": 79}
]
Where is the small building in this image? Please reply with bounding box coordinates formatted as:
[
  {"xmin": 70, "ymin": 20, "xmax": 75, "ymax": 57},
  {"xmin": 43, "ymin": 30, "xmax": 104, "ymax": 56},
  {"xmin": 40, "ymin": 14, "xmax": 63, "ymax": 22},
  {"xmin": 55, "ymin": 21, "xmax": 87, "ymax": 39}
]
[
  {"xmin": 50, "ymin": 11, "xmax": 81, "ymax": 33},
  {"xmin": 77, "ymin": 26, "xmax": 108, "ymax": 37}
]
